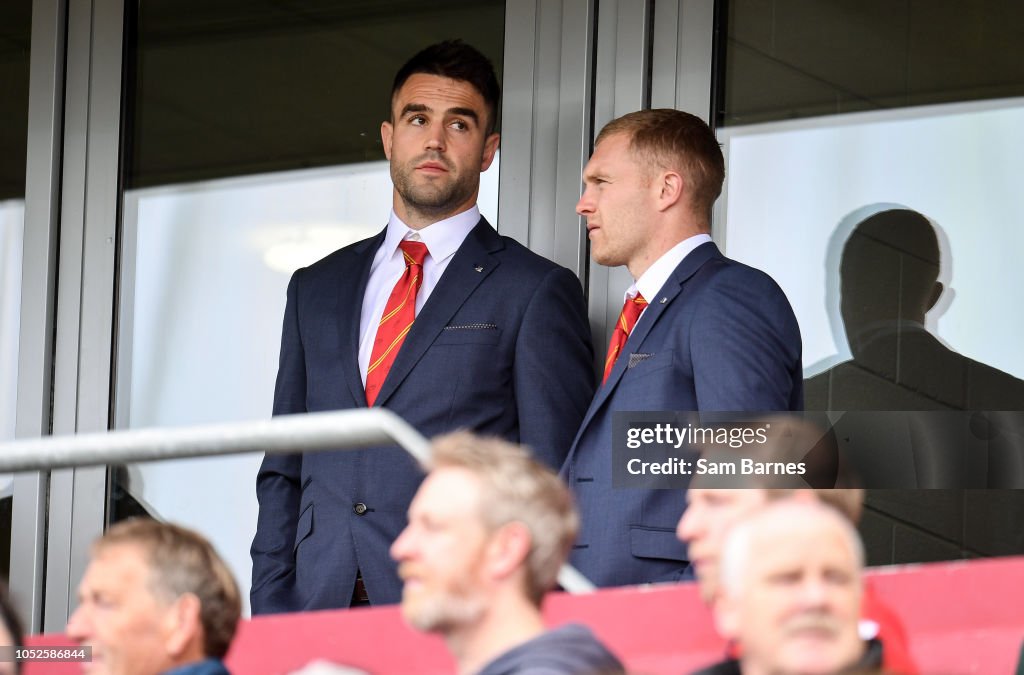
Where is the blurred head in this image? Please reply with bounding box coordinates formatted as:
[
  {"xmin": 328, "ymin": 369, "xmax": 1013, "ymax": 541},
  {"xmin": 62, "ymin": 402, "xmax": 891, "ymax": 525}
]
[
  {"xmin": 391, "ymin": 432, "xmax": 577, "ymax": 634},
  {"xmin": 678, "ymin": 487, "xmax": 864, "ymax": 603},
  {"xmin": 66, "ymin": 519, "xmax": 240, "ymax": 675},
  {"xmin": 1, "ymin": 585, "xmax": 24, "ymax": 675},
  {"xmin": 714, "ymin": 500, "xmax": 865, "ymax": 675},
  {"xmin": 677, "ymin": 413, "xmax": 860, "ymax": 602},
  {"xmin": 677, "ymin": 488, "xmax": 769, "ymax": 602}
]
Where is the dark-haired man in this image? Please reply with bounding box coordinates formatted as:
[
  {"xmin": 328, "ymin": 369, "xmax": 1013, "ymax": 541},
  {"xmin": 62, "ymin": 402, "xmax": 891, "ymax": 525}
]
[
  {"xmin": 562, "ymin": 109, "xmax": 802, "ymax": 588},
  {"xmin": 251, "ymin": 40, "xmax": 594, "ymax": 613}
]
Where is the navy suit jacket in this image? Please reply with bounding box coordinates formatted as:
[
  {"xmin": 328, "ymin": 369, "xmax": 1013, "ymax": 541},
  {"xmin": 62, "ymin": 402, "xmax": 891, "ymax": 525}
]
[
  {"xmin": 562, "ymin": 242, "xmax": 802, "ymax": 587},
  {"xmin": 251, "ymin": 218, "xmax": 595, "ymax": 613}
]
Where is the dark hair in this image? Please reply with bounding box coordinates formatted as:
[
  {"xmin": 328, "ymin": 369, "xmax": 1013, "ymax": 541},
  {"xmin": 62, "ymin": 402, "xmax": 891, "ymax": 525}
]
[
  {"xmin": 390, "ymin": 40, "xmax": 501, "ymax": 134},
  {"xmin": 1, "ymin": 584, "xmax": 25, "ymax": 674},
  {"xmin": 597, "ymin": 109, "xmax": 725, "ymax": 227}
]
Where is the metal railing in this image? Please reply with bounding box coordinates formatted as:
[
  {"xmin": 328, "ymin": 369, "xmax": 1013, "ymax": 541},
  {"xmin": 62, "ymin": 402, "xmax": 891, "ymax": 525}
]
[{"xmin": 0, "ymin": 408, "xmax": 595, "ymax": 593}]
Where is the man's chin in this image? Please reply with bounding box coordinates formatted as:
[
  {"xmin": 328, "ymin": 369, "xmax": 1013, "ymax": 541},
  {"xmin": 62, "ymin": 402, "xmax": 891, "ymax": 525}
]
[
  {"xmin": 401, "ymin": 592, "xmax": 486, "ymax": 634},
  {"xmin": 775, "ymin": 639, "xmax": 857, "ymax": 675},
  {"xmin": 77, "ymin": 654, "xmax": 109, "ymax": 675}
]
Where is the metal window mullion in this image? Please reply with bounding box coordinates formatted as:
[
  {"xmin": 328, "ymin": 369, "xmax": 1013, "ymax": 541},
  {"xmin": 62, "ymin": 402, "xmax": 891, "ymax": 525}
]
[
  {"xmin": 10, "ymin": 0, "xmax": 68, "ymax": 632},
  {"xmin": 587, "ymin": 0, "xmax": 653, "ymax": 366},
  {"xmin": 651, "ymin": 0, "xmax": 719, "ymax": 240},
  {"xmin": 43, "ymin": 0, "xmax": 126, "ymax": 633},
  {"xmin": 498, "ymin": 0, "xmax": 595, "ymax": 279},
  {"xmin": 651, "ymin": 0, "xmax": 715, "ymax": 122}
]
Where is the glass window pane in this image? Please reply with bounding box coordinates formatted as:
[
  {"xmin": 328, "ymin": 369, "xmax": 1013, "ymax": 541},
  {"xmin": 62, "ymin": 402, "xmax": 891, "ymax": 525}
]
[
  {"xmin": 116, "ymin": 0, "xmax": 504, "ymax": 615},
  {"xmin": 717, "ymin": 0, "xmax": 1024, "ymax": 566},
  {"xmin": 720, "ymin": 0, "xmax": 1024, "ymax": 126},
  {"xmin": 0, "ymin": 0, "xmax": 32, "ymax": 585}
]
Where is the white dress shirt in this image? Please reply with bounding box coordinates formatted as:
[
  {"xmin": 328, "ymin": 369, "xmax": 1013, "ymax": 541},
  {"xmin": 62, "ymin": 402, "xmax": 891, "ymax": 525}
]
[
  {"xmin": 625, "ymin": 233, "xmax": 713, "ymax": 309},
  {"xmin": 357, "ymin": 206, "xmax": 482, "ymax": 384}
]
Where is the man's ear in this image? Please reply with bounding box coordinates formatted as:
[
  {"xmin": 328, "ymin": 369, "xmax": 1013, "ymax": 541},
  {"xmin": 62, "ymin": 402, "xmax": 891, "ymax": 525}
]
[
  {"xmin": 480, "ymin": 133, "xmax": 500, "ymax": 172},
  {"xmin": 477, "ymin": 133, "xmax": 497, "ymax": 173},
  {"xmin": 381, "ymin": 121, "xmax": 394, "ymax": 161},
  {"xmin": 486, "ymin": 521, "xmax": 532, "ymax": 581},
  {"xmin": 654, "ymin": 170, "xmax": 684, "ymax": 212},
  {"xmin": 163, "ymin": 593, "xmax": 204, "ymax": 658}
]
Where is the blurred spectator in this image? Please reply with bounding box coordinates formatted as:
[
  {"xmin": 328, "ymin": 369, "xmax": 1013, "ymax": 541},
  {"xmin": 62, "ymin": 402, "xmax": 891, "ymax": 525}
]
[
  {"xmin": 391, "ymin": 432, "xmax": 624, "ymax": 675},
  {"xmin": 677, "ymin": 415, "xmax": 916, "ymax": 673},
  {"xmin": 1, "ymin": 583, "xmax": 24, "ymax": 675},
  {"xmin": 695, "ymin": 500, "xmax": 880, "ymax": 675},
  {"xmin": 67, "ymin": 518, "xmax": 240, "ymax": 675}
]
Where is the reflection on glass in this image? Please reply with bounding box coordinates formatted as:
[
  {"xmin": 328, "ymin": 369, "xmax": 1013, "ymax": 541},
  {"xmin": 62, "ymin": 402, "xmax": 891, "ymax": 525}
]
[
  {"xmin": 720, "ymin": 1, "xmax": 1024, "ymax": 126},
  {"xmin": 718, "ymin": 95, "xmax": 1024, "ymax": 558},
  {"xmin": 719, "ymin": 99, "xmax": 1024, "ymax": 387}
]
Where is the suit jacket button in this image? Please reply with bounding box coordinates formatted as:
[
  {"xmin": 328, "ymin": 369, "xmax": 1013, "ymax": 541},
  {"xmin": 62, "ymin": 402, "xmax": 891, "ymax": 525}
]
[{"xmin": 353, "ymin": 502, "xmax": 368, "ymax": 515}]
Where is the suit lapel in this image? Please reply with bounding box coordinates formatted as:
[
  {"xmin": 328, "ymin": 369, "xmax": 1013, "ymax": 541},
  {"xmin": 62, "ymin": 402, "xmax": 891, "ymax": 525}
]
[
  {"xmin": 336, "ymin": 229, "xmax": 386, "ymax": 407},
  {"xmin": 373, "ymin": 219, "xmax": 503, "ymax": 407},
  {"xmin": 572, "ymin": 242, "xmax": 724, "ymax": 442}
]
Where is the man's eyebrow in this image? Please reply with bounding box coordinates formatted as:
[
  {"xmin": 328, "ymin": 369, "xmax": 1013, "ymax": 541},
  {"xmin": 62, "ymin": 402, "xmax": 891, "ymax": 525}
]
[
  {"xmin": 399, "ymin": 103, "xmax": 481, "ymax": 125},
  {"xmin": 400, "ymin": 102, "xmax": 431, "ymax": 117},
  {"xmin": 446, "ymin": 107, "xmax": 479, "ymax": 123}
]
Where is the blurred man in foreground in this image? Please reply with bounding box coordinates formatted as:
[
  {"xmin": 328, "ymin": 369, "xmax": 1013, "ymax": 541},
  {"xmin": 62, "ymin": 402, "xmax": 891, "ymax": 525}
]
[
  {"xmin": 1, "ymin": 584, "xmax": 24, "ymax": 675},
  {"xmin": 391, "ymin": 432, "xmax": 624, "ymax": 675},
  {"xmin": 67, "ymin": 519, "xmax": 240, "ymax": 675},
  {"xmin": 676, "ymin": 416, "xmax": 916, "ymax": 673},
  {"xmin": 696, "ymin": 500, "xmax": 881, "ymax": 675}
]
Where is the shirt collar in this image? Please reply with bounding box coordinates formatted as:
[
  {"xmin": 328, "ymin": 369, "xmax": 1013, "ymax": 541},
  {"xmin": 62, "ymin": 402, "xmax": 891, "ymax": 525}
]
[
  {"xmin": 384, "ymin": 206, "xmax": 481, "ymax": 263},
  {"xmin": 628, "ymin": 233, "xmax": 713, "ymax": 302}
]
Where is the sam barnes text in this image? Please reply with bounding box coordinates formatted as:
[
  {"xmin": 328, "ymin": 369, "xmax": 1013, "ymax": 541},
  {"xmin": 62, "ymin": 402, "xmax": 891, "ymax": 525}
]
[{"xmin": 627, "ymin": 458, "xmax": 806, "ymax": 476}]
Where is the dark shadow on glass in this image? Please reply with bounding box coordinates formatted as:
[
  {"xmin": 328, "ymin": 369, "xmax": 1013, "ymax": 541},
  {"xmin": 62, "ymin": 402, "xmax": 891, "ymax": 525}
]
[{"xmin": 805, "ymin": 208, "xmax": 1024, "ymax": 488}]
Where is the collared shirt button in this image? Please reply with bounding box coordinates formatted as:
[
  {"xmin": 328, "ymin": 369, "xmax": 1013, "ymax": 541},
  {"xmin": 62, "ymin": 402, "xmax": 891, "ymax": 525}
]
[{"xmin": 353, "ymin": 502, "xmax": 368, "ymax": 515}]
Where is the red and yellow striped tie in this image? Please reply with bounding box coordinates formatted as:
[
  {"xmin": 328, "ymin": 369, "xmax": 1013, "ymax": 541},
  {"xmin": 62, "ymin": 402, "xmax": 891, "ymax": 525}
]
[
  {"xmin": 602, "ymin": 293, "xmax": 648, "ymax": 384},
  {"xmin": 365, "ymin": 240, "xmax": 429, "ymax": 406}
]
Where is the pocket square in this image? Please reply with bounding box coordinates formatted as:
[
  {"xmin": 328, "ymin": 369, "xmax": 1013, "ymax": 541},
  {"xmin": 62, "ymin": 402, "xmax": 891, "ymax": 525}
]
[
  {"xmin": 443, "ymin": 322, "xmax": 498, "ymax": 331},
  {"xmin": 627, "ymin": 352, "xmax": 654, "ymax": 368}
]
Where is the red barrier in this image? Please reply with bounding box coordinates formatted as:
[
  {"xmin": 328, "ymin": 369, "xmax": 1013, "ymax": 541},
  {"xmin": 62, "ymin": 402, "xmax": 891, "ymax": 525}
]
[{"xmin": 25, "ymin": 556, "xmax": 1024, "ymax": 674}]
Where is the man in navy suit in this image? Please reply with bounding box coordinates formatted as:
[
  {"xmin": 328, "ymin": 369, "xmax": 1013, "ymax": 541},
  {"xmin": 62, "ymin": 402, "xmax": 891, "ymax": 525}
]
[
  {"xmin": 251, "ymin": 41, "xmax": 594, "ymax": 614},
  {"xmin": 562, "ymin": 109, "xmax": 802, "ymax": 588}
]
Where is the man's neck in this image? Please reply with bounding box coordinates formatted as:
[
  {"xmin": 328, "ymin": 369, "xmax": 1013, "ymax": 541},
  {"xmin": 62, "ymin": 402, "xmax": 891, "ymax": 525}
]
[
  {"xmin": 628, "ymin": 220, "xmax": 710, "ymax": 280},
  {"xmin": 393, "ymin": 196, "xmax": 479, "ymax": 230},
  {"xmin": 447, "ymin": 595, "xmax": 545, "ymax": 675}
]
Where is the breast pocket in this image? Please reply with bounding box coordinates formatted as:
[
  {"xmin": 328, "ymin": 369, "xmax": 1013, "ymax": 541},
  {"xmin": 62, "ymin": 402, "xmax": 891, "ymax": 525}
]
[
  {"xmin": 433, "ymin": 324, "xmax": 502, "ymax": 345},
  {"xmin": 625, "ymin": 349, "xmax": 675, "ymax": 375}
]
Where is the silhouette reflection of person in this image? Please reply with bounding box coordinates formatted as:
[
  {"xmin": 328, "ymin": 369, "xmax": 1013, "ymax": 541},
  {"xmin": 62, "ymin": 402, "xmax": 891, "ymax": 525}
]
[
  {"xmin": 807, "ymin": 208, "xmax": 1024, "ymax": 411},
  {"xmin": 806, "ymin": 208, "xmax": 1024, "ymax": 487}
]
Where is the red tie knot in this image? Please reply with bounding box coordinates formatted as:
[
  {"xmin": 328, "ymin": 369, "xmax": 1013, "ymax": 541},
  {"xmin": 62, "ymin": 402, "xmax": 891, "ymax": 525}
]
[
  {"xmin": 623, "ymin": 293, "xmax": 648, "ymax": 325},
  {"xmin": 399, "ymin": 240, "xmax": 429, "ymax": 267}
]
